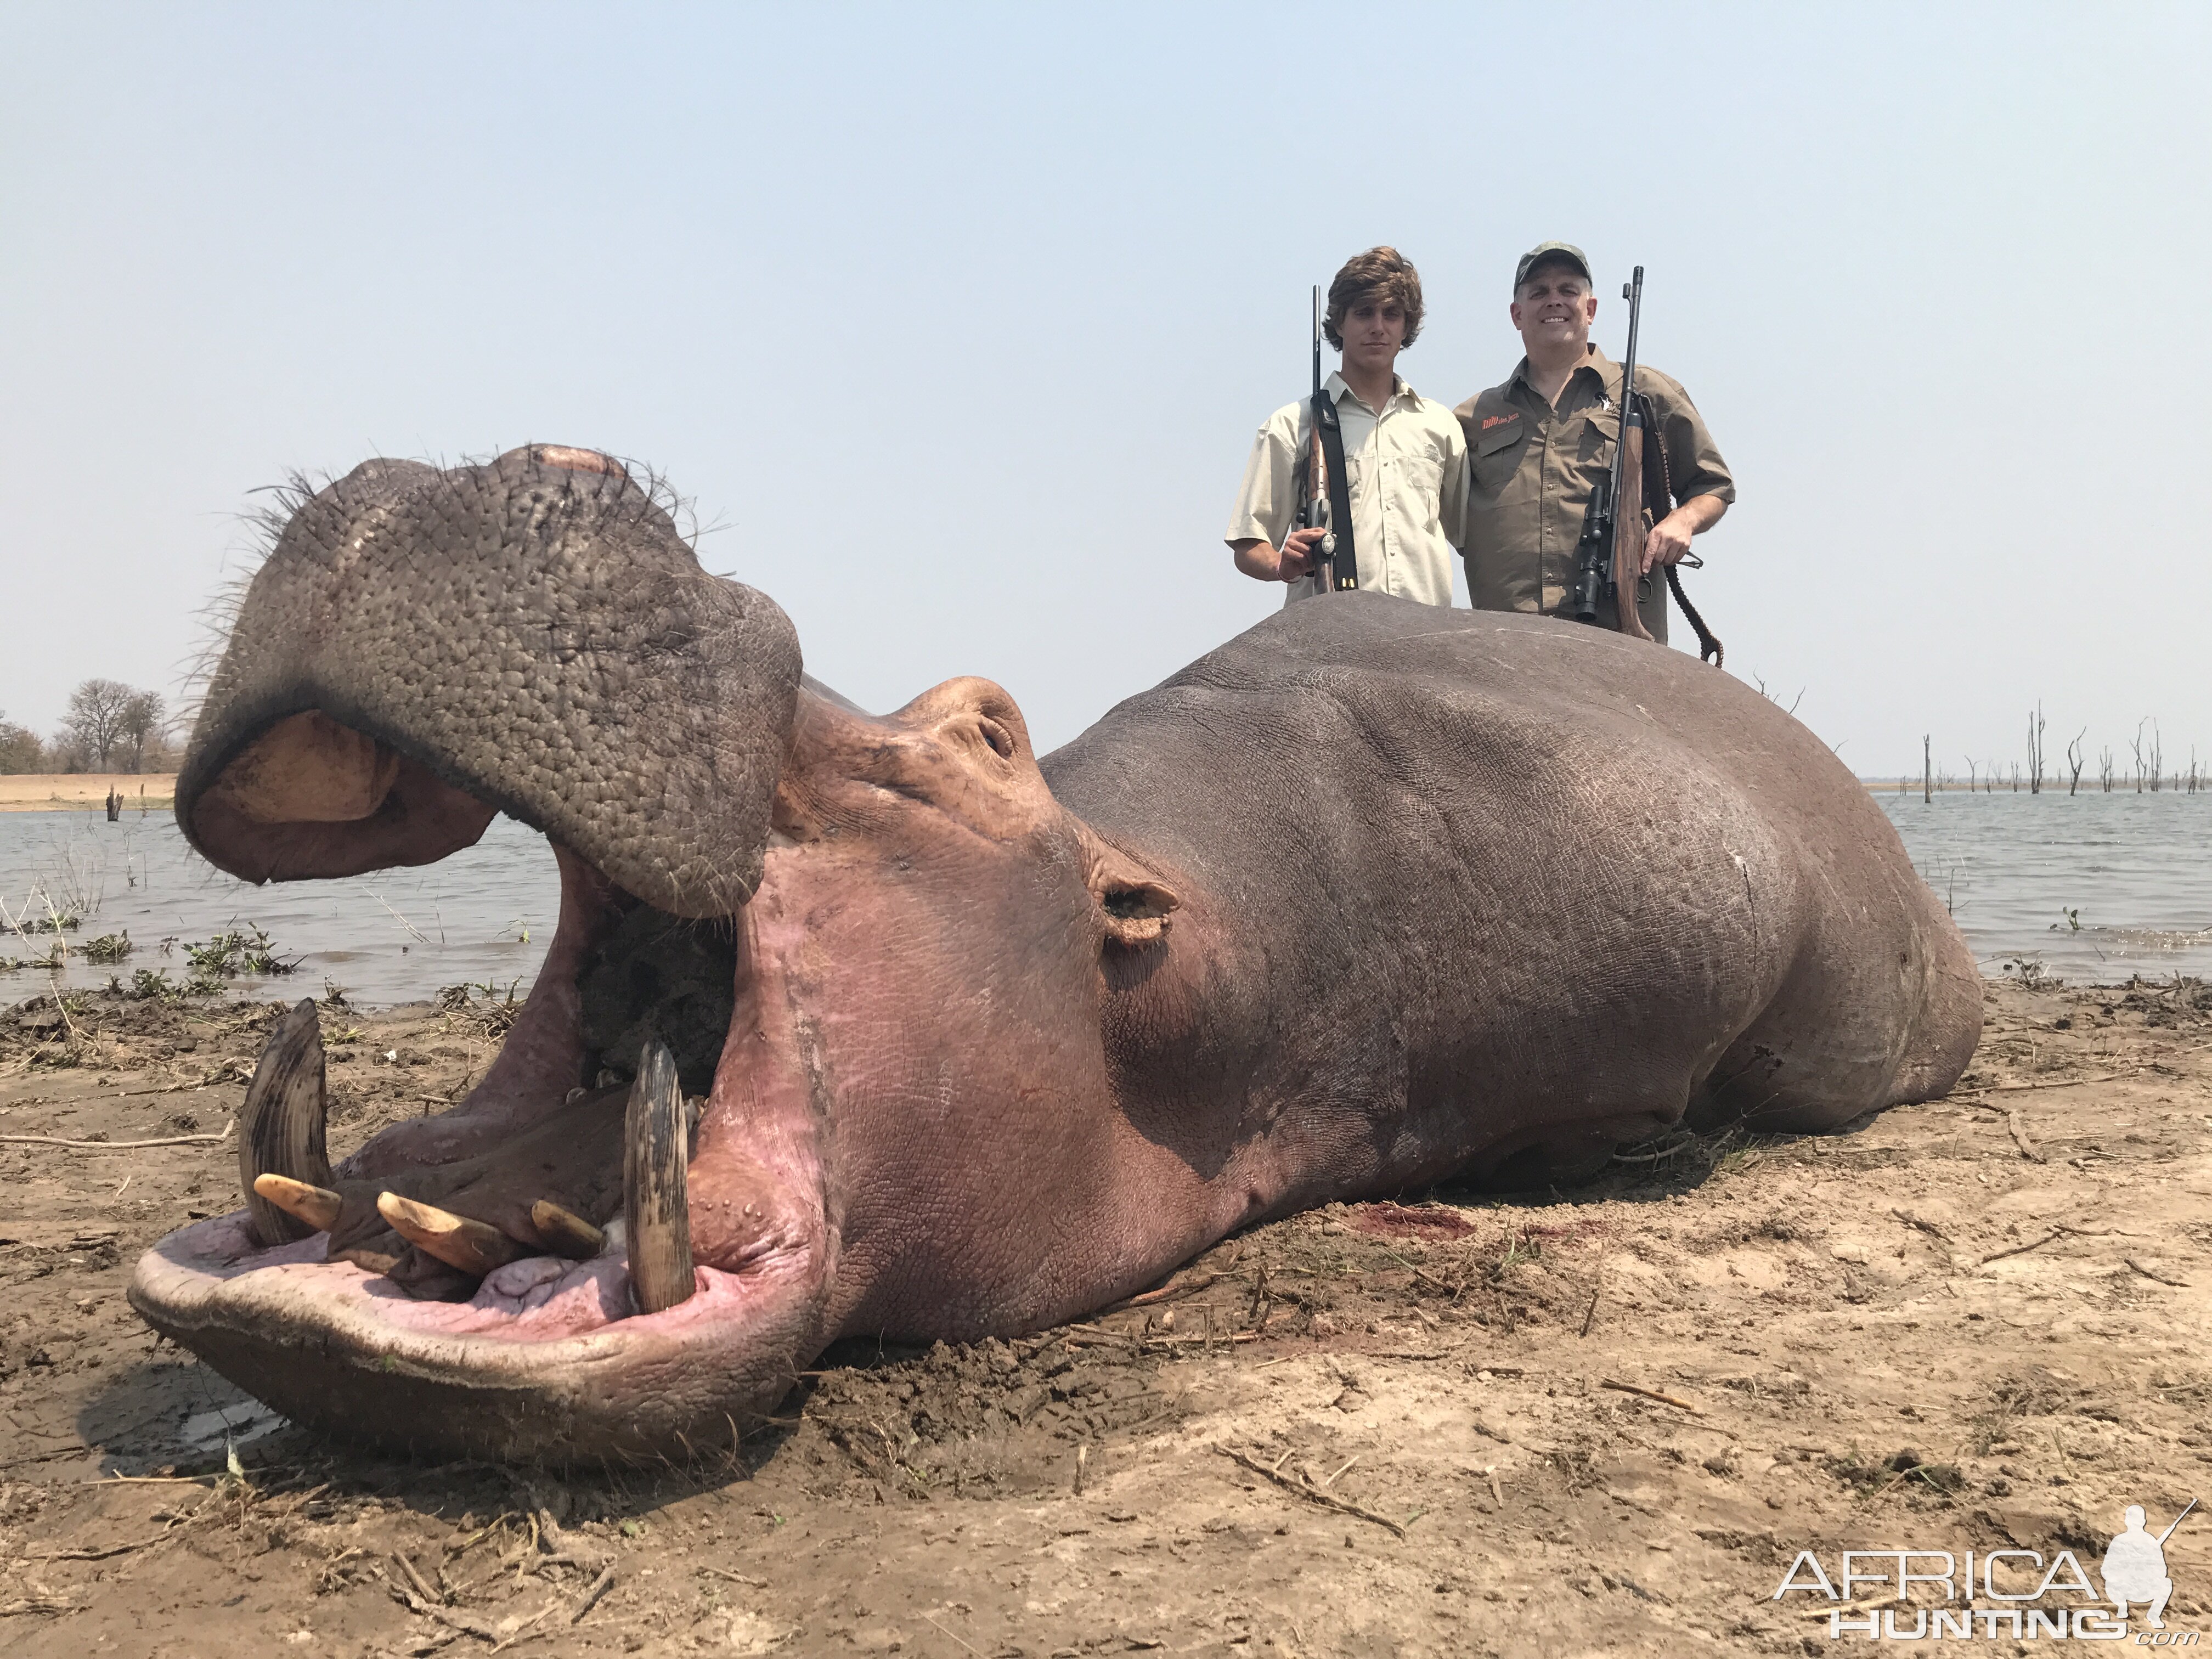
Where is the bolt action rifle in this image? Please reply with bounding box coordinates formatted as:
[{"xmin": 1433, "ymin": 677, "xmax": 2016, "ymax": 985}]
[
  {"xmin": 1570, "ymin": 268, "xmax": 1725, "ymax": 664},
  {"xmin": 1570, "ymin": 265, "xmax": 1653, "ymax": 641},
  {"xmin": 1298, "ymin": 285, "xmax": 1358, "ymax": 594}
]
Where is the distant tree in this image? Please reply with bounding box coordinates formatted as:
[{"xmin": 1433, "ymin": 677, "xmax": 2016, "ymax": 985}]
[
  {"xmin": 0, "ymin": 711, "xmax": 44, "ymax": 774},
  {"xmin": 116, "ymin": 691, "xmax": 166, "ymax": 774},
  {"xmin": 58, "ymin": 679, "xmax": 142, "ymax": 771}
]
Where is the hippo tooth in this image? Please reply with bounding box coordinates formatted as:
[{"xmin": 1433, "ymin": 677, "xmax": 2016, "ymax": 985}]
[
  {"xmin": 376, "ymin": 1191, "xmax": 529, "ymax": 1276},
  {"xmin": 239, "ymin": 998, "xmax": 334, "ymax": 1248},
  {"xmin": 623, "ymin": 1037, "xmax": 695, "ymax": 1314},
  {"xmin": 529, "ymin": 1198, "xmax": 607, "ymax": 1260},
  {"xmin": 251, "ymin": 1172, "xmax": 342, "ymax": 1234}
]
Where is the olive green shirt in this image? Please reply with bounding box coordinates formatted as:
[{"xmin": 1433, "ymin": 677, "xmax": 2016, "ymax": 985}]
[{"xmin": 1454, "ymin": 345, "xmax": 1734, "ymax": 643}]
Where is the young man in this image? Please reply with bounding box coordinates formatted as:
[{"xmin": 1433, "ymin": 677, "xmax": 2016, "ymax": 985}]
[
  {"xmin": 1455, "ymin": 242, "xmax": 1734, "ymax": 641},
  {"xmin": 1225, "ymin": 246, "xmax": 1468, "ymax": 606}
]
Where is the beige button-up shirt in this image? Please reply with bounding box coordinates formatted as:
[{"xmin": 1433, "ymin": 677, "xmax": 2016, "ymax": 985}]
[
  {"xmin": 1455, "ymin": 346, "xmax": 1734, "ymax": 642},
  {"xmin": 1224, "ymin": 372, "xmax": 1469, "ymax": 607}
]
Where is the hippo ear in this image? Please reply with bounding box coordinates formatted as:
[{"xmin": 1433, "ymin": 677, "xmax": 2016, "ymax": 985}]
[{"xmin": 1078, "ymin": 826, "xmax": 1181, "ymax": 947}]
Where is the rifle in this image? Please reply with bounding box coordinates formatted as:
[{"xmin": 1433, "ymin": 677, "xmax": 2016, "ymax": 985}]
[
  {"xmin": 1570, "ymin": 264, "xmax": 1652, "ymax": 641},
  {"xmin": 2159, "ymin": 1498, "xmax": 2198, "ymax": 1545},
  {"xmin": 1297, "ymin": 285, "xmax": 1358, "ymax": 594}
]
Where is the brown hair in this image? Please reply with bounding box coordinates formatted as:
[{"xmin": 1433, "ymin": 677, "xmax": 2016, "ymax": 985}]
[{"xmin": 1323, "ymin": 246, "xmax": 1424, "ymax": 350}]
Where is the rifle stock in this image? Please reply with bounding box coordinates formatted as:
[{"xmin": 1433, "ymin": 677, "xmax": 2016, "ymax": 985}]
[{"xmin": 1610, "ymin": 411, "xmax": 1654, "ymax": 642}]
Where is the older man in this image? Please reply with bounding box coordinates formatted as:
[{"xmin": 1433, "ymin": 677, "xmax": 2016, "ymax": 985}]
[{"xmin": 1455, "ymin": 242, "xmax": 1733, "ymax": 641}]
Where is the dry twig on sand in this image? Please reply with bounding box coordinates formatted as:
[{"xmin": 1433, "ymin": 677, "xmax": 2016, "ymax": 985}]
[
  {"xmin": 2126, "ymin": 1257, "xmax": 2191, "ymax": 1288},
  {"xmin": 1217, "ymin": 1447, "xmax": 1408, "ymax": 1537},
  {"xmin": 1958, "ymin": 1069, "xmax": 2138, "ymax": 1098},
  {"xmin": 30, "ymin": 1531, "xmax": 171, "ymax": 1561},
  {"xmin": 568, "ymin": 1564, "xmax": 616, "ymax": 1625},
  {"xmin": 0, "ymin": 1121, "xmax": 232, "ymax": 1150},
  {"xmin": 1600, "ymin": 1379, "xmax": 1703, "ymax": 1414},
  {"xmin": 1975, "ymin": 1224, "xmax": 2111, "ymax": 1268}
]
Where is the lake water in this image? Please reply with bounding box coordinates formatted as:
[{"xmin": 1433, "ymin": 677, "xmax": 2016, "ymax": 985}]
[
  {"xmin": 2, "ymin": 791, "xmax": 2207, "ymax": 1006},
  {"xmin": 0, "ymin": 809, "xmax": 557, "ymax": 1007},
  {"xmin": 1876, "ymin": 789, "xmax": 2212, "ymax": 984}
]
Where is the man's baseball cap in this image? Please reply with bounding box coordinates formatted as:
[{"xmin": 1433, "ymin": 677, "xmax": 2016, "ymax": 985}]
[{"xmin": 1513, "ymin": 241, "xmax": 1592, "ymax": 292}]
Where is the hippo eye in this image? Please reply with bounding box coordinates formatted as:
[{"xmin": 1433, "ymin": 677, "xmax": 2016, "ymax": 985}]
[{"xmin": 976, "ymin": 718, "xmax": 1014, "ymax": 760}]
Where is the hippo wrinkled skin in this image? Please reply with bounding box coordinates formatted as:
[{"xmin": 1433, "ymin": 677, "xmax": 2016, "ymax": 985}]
[{"xmin": 129, "ymin": 444, "xmax": 1979, "ymax": 1462}]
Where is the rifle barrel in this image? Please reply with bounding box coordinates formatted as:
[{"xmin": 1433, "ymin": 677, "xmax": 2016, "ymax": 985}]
[
  {"xmin": 1605, "ymin": 266, "xmax": 1646, "ymax": 569},
  {"xmin": 2159, "ymin": 1497, "xmax": 2199, "ymax": 1545},
  {"xmin": 1311, "ymin": 284, "xmax": 1321, "ymax": 400}
]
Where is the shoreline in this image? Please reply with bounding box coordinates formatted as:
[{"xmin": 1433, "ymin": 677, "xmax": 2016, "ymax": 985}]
[{"xmin": 0, "ymin": 773, "xmax": 177, "ymax": 813}]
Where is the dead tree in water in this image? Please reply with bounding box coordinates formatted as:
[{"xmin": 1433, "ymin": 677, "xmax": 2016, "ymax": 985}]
[
  {"xmin": 2008, "ymin": 763, "xmax": 2021, "ymax": 792},
  {"xmin": 2066, "ymin": 729, "xmax": 2086, "ymax": 795},
  {"xmin": 1923, "ymin": 735, "xmax": 1932, "ymax": 803},
  {"xmin": 1962, "ymin": 757, "xmax": 1979, "ymax": 793},
  {"xmin": 2130, "ymin": 719, "xmax": 2164, "ymax": 793},
  {"xmin": 2100, "ymin": 746, "xmax": 2115, "ymax": 792},
  {"xmin": 2028, "ymin": 704, "xmax": 2046, "ymax": 794}
]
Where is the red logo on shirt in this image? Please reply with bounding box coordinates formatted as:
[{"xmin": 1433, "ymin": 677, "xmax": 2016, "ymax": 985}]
[{"xmin": 1480, "ymin": 413, "xmax": 1520, "ymax": 430}]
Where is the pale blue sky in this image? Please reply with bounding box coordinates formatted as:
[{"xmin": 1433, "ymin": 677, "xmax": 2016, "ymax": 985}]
[{"xmin": 4, "ymin": 3, "xmax": 2207, "ymax": 778}]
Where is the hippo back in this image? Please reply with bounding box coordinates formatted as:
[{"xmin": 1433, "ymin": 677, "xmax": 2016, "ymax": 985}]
[{"xmin": 1044, "ymin": 595, "xmax": 1976, "ymax": 1169}]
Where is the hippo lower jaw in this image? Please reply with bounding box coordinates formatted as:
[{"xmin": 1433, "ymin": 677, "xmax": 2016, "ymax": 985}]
[{"xmin": 130, "ymin": 833, "xmax": 835, "ymax": 1464}]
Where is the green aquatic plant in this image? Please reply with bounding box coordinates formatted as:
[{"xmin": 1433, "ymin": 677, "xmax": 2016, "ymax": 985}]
[
  {"xmin": 83, "ymin": 930, "xmax": 133, "ymax": 963},
  {"xmin": 182, "ymin": 925, "xmax": 298, "ymax": 979}
]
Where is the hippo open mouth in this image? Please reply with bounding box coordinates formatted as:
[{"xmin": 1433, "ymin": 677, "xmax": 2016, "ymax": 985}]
[
  {"xmin": 131, "ymin": 446, "xmax": 835, "ymax": 1462},
  {"xmin": 133, "ymin": 442, "xmax": 1981, "ymax": 1466}
]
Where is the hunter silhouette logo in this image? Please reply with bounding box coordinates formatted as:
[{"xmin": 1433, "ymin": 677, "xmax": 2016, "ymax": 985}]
[
  {"xmin": 2104, "ymin": 1499, "xmax": 2193, "ymax": 1629},
  {"xmin": 1771, "ymin": 1498, "xmax": 2199, "ymax": 1640}
]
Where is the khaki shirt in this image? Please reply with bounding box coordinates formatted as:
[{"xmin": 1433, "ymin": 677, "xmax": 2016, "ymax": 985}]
[
  {"xmin": 1454, "ymin": 345, "xmax": 1733, "ymax": 642},
  {"xmin": 1224, "ymin": 372, "xmax": 1468, "ymax": 607}
]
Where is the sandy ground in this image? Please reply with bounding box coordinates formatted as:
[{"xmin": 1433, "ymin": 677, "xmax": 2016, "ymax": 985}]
[
  {"xmin": 3, "ymin": 974, "xmax": 2211, "ymax": 1656},
  {"xmin": 0, "ymin": 776, "xmax": 177, "ymax": 814}
]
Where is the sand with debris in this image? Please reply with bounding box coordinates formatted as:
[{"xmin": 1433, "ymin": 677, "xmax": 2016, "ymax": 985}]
[{"xmin": 2, "ymin": 974, "xmax": 2210, "ymax": 1655}]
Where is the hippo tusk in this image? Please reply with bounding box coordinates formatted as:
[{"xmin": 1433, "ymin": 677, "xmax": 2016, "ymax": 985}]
[
  {"xmin": 239, "ymin": 998, "xmax": 334, "ymax": 1246},
  {"xmin": 529, "ymin": 1199, "xmax": 607, "ymax": 1260},
  {"xmin": 376, "ymin": 1191, "xmax": 529, "ymax": 1276},
  {"xmin": 251, "ymin": 1173, "xmax": 342, "ymax": 1234},
  {"xmin": 623, "ymin": 1037, "xmax": 695, "ymax": 1314}
]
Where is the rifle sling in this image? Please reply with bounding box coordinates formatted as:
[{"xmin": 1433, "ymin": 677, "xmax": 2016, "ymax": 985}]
[
  {"xmin": 1312, "ymin": 390, "xmax": 1358, "ymax": 591},
  {"xmin": 1633, "ymin": 389, "xmax": 1725, "ymax": 667}
]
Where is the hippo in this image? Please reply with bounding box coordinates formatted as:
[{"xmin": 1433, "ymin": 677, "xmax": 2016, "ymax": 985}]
[{"xmin": 129, "ymin": 445, "xmax": 1980, "ymax": 1462}]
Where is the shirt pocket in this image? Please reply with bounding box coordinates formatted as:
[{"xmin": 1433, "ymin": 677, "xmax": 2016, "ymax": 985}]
[
  {"xmin": 1394, "ymin": 446, "xmax": 1442, "ymax": 502},
  {"xmin": 1470, "ymin": 420, "xmax": 1527, "ymax": 493},
  {"xmin": 1577, "ymin": 404, "xmax": 1619, "ymax": 465}
]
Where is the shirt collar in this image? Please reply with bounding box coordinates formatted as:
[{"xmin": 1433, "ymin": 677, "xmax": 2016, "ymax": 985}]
[
  {"xmin": 1325, "ymin": 370, "xmax": 1418, "ymax": 411},
  {"xmin": 1509, "ymin": 343, "xmax": 1617, "ymax": 400}
]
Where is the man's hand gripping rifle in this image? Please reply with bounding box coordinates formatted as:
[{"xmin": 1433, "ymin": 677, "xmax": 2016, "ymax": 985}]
[{"xmin": 1570, "ymin": 264, "xmax": 1655, "ymax": 641}]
